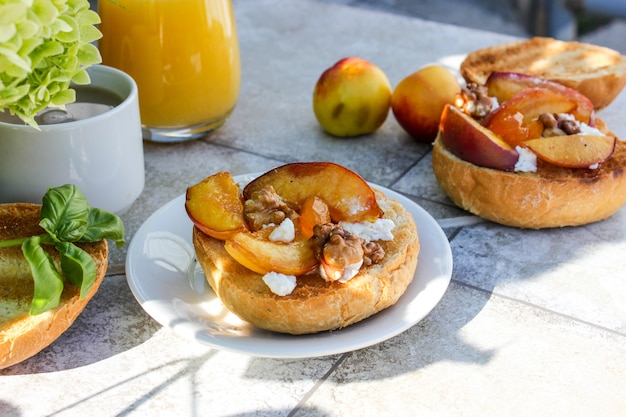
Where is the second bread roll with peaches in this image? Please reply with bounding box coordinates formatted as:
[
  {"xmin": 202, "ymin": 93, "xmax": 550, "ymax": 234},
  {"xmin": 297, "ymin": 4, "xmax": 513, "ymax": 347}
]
[{"xmin": 432, "ymin": 69, "xmax": 626, "ymax": 228}]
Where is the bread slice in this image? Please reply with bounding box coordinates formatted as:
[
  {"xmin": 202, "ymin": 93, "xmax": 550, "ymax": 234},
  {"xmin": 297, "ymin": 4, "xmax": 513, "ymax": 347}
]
[
  {"xmin": 193, "ymin": 191, "xmax": 420, "ymax": 335},
  {"xmin": 0, "ymin": 203, "xmax": 108, "ymax": 369},
  {"xmin": 431, "ymin": 132, "xmax": 626, "ymax": 229},
  {"xmin": 460, "ymin": 37, "xmax": 626, "ymax": 110}
]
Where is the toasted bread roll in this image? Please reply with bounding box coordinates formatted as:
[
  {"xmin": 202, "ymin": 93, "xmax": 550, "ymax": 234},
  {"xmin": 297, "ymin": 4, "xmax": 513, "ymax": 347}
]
[
  {"xmin": 431, "ymin": 133, "xmax": 626, "ymax": 229},
  {"xmin": 460, "ymin": 37, "xmax": 626, "ymax": 109},
  {"xmin": 193, "ymin": 192, "xmax": 420, "ymax": 335},
  {"xmin": 0, "ymin": 203, "xmax": 108, "ymax": 369}
]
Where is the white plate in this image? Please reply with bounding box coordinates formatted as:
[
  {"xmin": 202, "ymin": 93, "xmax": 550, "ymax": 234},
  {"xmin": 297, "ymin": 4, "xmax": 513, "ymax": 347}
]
[{"xmin": 126, "ymin": 177, "xmax": 453, "ymax": 358}]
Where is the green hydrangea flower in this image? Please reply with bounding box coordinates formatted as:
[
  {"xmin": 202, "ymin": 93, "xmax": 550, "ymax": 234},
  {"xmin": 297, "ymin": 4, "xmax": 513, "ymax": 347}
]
[{"xmin": 0, "ymin": 0, "xmax": 102, "ymax": 128}]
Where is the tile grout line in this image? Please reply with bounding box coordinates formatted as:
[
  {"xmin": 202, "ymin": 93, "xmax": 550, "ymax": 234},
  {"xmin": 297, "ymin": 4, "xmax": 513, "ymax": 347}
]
[
  {"xmin": 437, "ymin": 215, "xmax": 485, "ymax": 229},
  {"xmin": 453, "ymin": 279, "xmax": 626, "ymax": 338},
  {"xmin": 287, "ymin": 353, "xmax": 349, "ymax": 417},
  {"xmin": 109, "ymin": 264, "xmax": 626, "ymax": 338}
]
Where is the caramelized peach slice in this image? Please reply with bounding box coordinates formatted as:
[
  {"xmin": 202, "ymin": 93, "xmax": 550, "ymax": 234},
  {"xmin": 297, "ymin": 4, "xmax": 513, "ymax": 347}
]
[
  {"xmin": 485, "ymin": 71, "xmax": 595, "ymax": 125},
  {"xmin": 243, "ymin": 162, "xmax": 382, "ymax": 223},
  {"xmin": 483, "ymin": 87, "xmax": 578, "ymax": 146},
  {"xmin": 224, "ymin": 232, "xmax": 318, "ymax": 276},
  {"xmin": 523, "ymin": 134, "xmax": 616, "ymax": 168},
  {"xmin": 299, "ymin": 196, "xmax": 331, "ymax": 239},
  {"xmin": 185, "ymin": 172, "xmax": 247, "ymax": 240},
  {"xmin": 439, "ymin": 104, "xmax": 519, "ymax": 171}
]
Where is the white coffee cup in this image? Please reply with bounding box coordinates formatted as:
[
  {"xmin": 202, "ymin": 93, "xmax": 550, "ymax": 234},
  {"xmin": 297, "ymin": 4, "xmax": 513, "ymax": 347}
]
[{"xmin": 0, "ymin": 65, "xmax": 144, "ymax": 214}]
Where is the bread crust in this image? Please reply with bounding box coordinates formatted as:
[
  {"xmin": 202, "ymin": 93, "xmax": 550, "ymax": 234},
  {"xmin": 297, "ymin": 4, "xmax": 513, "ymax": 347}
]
[
  {"xmin": 460, "ymin": 37, "xmax": 626, "ymax": 109},
  {"xmin": 0, "ymin": 203, "xmax": 108, "ymax": 369},
  {"xmin": 193, "ymin": 192, "xmax": 420, "ymax": 334},
  {"xmin": 432, "ymin": 135, "xmax": 626, "ymax": 228}
]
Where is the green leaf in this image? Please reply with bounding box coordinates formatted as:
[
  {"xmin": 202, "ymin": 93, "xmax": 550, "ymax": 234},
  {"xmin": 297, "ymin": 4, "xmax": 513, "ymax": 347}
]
[
  {"xmin": 0, "ymin": 84, "xmax": 28, "ymax": 103},
  {"xmin": 0, "ymin": 3, "xmax": 28, "ymax": 26},
  {"xmin": 0, "ymin": 0, "xmax": 101, "ymax": 126},
  {"xmin": 0, "ymin": 23, "xmax": 17, "ymax": 43},
  {"xmin": 76, "ymin": 42, "xmax": 101, "ymax": 66},
  {"xmin": 0, "ymin": 45, "xmax": 31, "ymax": 71},
  {"xmin": 16, "ymin": 19, "xmax": 39, "ymax": 40},
  {"xmin": 82, "ymin": 207, "xmax": 126, "ymax": 248},
  {"xmin": 31, "ymin": 40, "xmax": 64, "ymax": 66},
  {"xmin": 77, "ymin": 9, "xmax": 101, "ymax": 25},
  {"xmin": 39, "ymin": 184, "xmax": 90, "ymax": 242},
  {"xmin": 50, "ymin": 87, "xmax": 75, "ymax": 105},
  {"xmin": 56, "ymin": 241, "xmax": 96, "ymax": 298},
  {"xmin": 22, "ymin": 235, "xmax": 64, "ymax": 315},
  {"xmin": 54, "ymin": 15, "xmax": 79, "ymax": 43},
  {"xmin": 70, "ymin": 68, "xmax": 90, "ymax": 84},
  {"xmin": 79, "ymin": 23, "xmax": 102, "ymax": 43},
  {"xmin": 1, "ymin": 184, "xmax": 125, "ymax": 315},
  {"xmin": 31, "ymin": 0, "xmax": 60, "ymax": 26},
  {"xmin": 18, "ymin": 37, "xmax": 44, "ymax": 59}
]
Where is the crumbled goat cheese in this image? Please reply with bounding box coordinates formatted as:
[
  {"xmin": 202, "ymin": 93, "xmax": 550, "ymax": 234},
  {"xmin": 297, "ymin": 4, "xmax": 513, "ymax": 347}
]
[
  {"xmin": 319, "ymin": 259, "xmax": 364, "ymax": 283},
  {"xmin": 514, "ymin": 146, "xmax": 537, "ymax": 172},
  {"xmin": 262, "ymin": 272, "xmax": 297, "ymax": 296},
  {"xmin": 237, "ymin": 174, "xmax": 256, "ymax": 191},
  {"xmin": 589, "ymin": 163, "xmax": 600, "ymax": 169},
  {"xmin": 579, "ymin": 123, "xmax": 605, "ymax": 136},
  {"xmin": 558, "ymin": 113, "xmax": 605, "ymax": 136},
  {"xmin": 269, "ymin": 218, "xmax": 295, "ymax": 242},
  {"xmin": 339, "ymin": 218, "xmax": 394, "ymax": 242},
  {"xmin": 491, "ymin": 96, "xmax": 500, "ymax": 110},
  {"xmin": 338, "ymin": 260, "xmax": 364, "ymax": 283}
]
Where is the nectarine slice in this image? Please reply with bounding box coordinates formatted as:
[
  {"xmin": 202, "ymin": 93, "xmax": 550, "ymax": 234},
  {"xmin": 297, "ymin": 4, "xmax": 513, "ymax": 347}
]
[
  {"xmin": 299, "ymin": 196, "xmax": 331, "ymax": 239},
  {"xmin": 439, "ymin": 104, "xmax": 519, "ymax": 171},
  {"xmin": 483, "ymin": 87, "xmax": 578, "ymax": 145},
  {"xmin": 243, "ymin": 162, "xmax": 382, "ymax": 223},
  {"xmin": 224, "ymin": 232, "xmax": 318, "ymax": 276},
  {"xmin": 485, "ymin": 71, "xmax": 595, "ymax": 126},
  {"xmin": 523, "ymin": 134, "xmax": 616, "ymax": 168},
  {"xmin": 185, "ymin": 172, "xmax": 247, "ymax": 240}
]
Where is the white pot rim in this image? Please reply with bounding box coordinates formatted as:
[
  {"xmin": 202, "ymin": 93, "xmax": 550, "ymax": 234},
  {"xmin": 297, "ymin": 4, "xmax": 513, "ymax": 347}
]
[{"xmin": 0, "ymin": 64, "xmax": 138, "ymax": 132}]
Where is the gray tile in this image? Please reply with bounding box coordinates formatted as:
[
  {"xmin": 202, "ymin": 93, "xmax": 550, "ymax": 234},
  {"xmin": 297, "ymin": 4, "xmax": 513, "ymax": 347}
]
[
  {"xmin": 298, "ymin": 281, "xmax": 626, "ymax": 416},
  {"xmin": 450, "ymin": 210, "xmax": 626, "ymax": 333}
]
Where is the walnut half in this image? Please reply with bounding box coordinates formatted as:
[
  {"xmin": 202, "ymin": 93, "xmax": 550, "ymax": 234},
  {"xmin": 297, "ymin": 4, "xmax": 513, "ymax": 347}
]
[
  {"xmin": 456, "ymin": 82, "xmax": 494, "ymax": 120},
  {"xmin": 243, "ymin": 185, "xmax": 297, "ymax": 231},
  {"xmin": 311, "ymin": 223, "xmax": 385, "ymax": 280}
]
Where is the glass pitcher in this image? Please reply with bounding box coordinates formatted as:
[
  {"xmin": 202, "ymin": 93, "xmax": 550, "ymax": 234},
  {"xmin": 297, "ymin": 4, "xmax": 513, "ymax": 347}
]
[{"xmin": 98, "ymin": 0, "xmax": 241, "ymax": 142}]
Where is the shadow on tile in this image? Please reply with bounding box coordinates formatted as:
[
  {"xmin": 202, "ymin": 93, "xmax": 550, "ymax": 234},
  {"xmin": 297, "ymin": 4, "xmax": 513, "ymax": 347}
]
[
  {"xmin": 0, "ymin": 275, "xmax": 161, "ymax": 375},
  {"xmin": 240, "ymin": 281, "xmax": 492, "ymax": 382},
  {"xmin": 448, "ymin": 209, "xmax": 626, "ymax": 332}
]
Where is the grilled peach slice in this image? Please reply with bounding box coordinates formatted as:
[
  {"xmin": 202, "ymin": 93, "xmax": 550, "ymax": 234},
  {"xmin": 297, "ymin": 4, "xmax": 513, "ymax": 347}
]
[
  {"xmin": 185, "ymin": 172, "xmax": 247, "ymax": 240},
  {"xmin": 243, "ymin": 162, "xmax": 382, "ymax": 223},
  {"xmin": 299, "ymin": 196, "xmax": 331, "ymax": 239},
  {"xmin": 523, "ymin": 134, "xmax": 616, "ymax": 168},
  {"xmin": 439, "ymin": 104, "xmax": 519, "ymax": 171},
  {"xmin": 485, "ymin": 71, "xmax": 595, "ymax": 126},
  {"xmin": 482, "ymin": 87, "xmax": 579, "ymax": 146},
  {"xmin": 224, "ymin": 231, "xmax": 318, "ymax": 276}
]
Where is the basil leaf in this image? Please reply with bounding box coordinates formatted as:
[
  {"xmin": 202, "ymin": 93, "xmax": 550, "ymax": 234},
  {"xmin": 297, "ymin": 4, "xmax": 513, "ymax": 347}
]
[
  {"xmin": 57, "ymin": 242, "xmax": 96, "ymax": 299},
  {"xmin": 81, "ymin": 207, "xmax": 126, "ymax": 248},
  {"xmin": 39, "ymin": 184, "xmax": 90, "ymax": 242},
  {"xmin": 2, "ymin": 184, "xmax": 126, "ymax": 316},
  {"xmin": 22, "ymin": 236, "xmax": 64, "ymax": 315}
]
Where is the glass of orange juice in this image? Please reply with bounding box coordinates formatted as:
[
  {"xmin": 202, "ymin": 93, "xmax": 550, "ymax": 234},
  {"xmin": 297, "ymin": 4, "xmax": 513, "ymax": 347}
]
[{"xmin": 98, "ymin": 0, "xmax": 240, "ymax": 142}]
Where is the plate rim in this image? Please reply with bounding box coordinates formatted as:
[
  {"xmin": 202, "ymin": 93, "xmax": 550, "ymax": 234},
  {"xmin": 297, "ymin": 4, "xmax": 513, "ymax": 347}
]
[{"xmin": 125, "ymin": 178, "xmax": 453, "ymax": 358}]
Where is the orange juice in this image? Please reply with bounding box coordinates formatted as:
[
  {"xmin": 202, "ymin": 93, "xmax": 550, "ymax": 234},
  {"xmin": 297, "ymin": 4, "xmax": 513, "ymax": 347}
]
[{"xmin": 98, "ymin": 0, "xmax": 240, "ymax": 137}]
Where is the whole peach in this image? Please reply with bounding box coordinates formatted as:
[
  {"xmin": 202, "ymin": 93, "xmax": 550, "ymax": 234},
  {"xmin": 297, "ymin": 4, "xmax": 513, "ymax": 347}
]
[
  {"xmin": 313, "ymin": 57, "xmax": 391, "ymax": 137},
  {"xmin": 391, "ymin": 65, "xmax": 461, "ymax": 142}
]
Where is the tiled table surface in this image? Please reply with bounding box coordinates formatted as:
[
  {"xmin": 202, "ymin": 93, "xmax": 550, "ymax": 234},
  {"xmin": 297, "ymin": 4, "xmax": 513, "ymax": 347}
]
[{"xmin": 2, "ymin": 1, "xmax": 626, "ymax": 416}]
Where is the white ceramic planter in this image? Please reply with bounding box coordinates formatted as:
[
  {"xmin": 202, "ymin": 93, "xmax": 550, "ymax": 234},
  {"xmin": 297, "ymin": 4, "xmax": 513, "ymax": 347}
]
[{"xmin": 0, "ymin": 65, "xmax": 144, "ymax": 214}]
